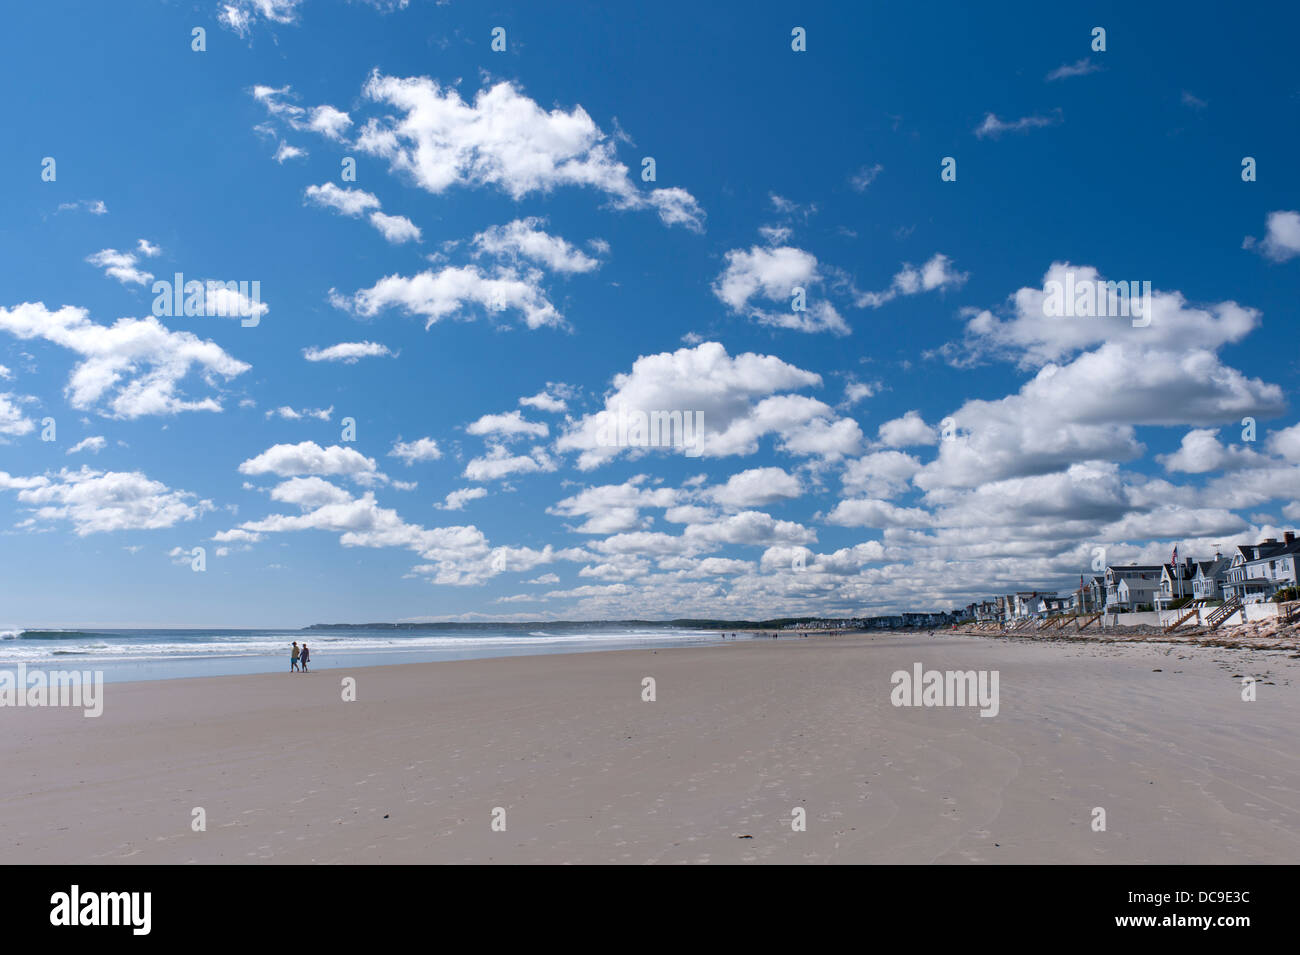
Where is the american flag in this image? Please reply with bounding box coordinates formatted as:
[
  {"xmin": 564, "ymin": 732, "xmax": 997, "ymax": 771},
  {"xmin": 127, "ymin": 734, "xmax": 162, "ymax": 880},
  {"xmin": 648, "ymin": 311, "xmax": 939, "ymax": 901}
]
[{"xmin": 1171, "ymin": 545, "xmax": 1178, "ymax": 574}]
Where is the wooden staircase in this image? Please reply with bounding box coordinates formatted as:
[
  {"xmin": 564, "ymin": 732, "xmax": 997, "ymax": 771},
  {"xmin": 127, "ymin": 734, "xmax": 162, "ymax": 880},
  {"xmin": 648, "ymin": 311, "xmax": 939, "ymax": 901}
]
[
  {"xmin": 1164, "ymin": 605, "xmax": 1200, "ymax": 633},
  {"xmin": 1206, "ymin": 595, "xmax": 1243, "ymax": 632},
  {"xmin": 1075, "ymin": 611, "xmax": 1102, "ymax": 630}
]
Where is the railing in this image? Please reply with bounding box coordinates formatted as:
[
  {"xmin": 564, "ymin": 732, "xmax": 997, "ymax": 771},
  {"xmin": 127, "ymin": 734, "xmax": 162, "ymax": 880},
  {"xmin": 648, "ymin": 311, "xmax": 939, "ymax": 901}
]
[
  {"xmin": 1206, "ymin": 595, "xmax": 1242, "ymax": 631},
  {"xmin": 1164, "ymin": 606, "xmax": 1200, "ymax": 633}
]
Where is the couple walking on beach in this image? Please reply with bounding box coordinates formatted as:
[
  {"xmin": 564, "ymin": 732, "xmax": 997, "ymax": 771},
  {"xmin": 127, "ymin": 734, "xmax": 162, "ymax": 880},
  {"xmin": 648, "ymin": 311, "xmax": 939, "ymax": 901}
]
[{"xmin": 290, "ymin": 641, "xmax": 311, "ymax": 672}]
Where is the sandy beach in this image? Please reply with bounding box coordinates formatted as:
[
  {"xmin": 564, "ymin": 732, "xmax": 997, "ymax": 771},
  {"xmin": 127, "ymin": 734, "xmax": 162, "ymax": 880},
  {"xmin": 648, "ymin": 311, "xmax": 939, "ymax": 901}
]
[{"xmin": 3, "ymin": 631, "xmax": 1298, "ymax": 864}]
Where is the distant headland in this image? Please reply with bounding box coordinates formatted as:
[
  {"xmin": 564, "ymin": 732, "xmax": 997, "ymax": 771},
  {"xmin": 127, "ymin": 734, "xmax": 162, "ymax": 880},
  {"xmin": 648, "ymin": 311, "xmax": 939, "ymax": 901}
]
[{"xmin": 303, "ymin": 612, "xmax": 957, "ymax": 632}]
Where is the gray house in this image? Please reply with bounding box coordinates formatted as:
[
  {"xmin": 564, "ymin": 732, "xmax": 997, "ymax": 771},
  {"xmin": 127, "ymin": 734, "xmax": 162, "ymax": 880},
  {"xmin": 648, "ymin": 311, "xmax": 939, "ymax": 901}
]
[
  {"xmin": 1222, "ymin": 533, "xmax": 1300, "ymax": 603},
  {"xmin": 1191, "ymin": 555, "xmax": 1232, "ymax": 602}
]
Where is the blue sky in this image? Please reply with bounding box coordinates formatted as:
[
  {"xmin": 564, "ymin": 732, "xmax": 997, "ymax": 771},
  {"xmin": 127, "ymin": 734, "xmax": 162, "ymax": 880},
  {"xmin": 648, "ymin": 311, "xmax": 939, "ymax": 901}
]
[{"xmin": 2, "ymin": 0, "xmax": 1298, "ymax": 627}]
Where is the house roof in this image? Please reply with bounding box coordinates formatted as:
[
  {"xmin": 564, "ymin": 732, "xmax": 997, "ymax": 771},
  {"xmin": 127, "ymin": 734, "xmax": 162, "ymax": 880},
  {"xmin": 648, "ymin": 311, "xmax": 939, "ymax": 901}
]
[
  {"xmin": 1194, "ymin": 557, "xmax": 1231, "ymax": 577},
  {"xmin": 1238, "ymin": 538, "xmax": 1300, "ymax": 563}
]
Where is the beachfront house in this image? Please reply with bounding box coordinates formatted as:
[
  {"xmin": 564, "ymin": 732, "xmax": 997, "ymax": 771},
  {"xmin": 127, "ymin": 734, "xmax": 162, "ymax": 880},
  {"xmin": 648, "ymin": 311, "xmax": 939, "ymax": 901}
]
[
  {"xmin": 1116, "ymin": 577, "xmax": 1159, "ymax": 611},
  {"xmin": 1104, "ymin": 565, "xmax": 1163, "ymax": 612},
  {"xmin": 1012, "ymin": 591, "xmax": 1045, "ymax": 619},
  {"xmin": 1191, "ymin": 555, "xmax": 1231, "ymax": 603},
  {"xmin": 1154, "ymin": 558, "xmax": 1198, "ymax": 611},
  {"xmin": 1222, "ymin": 533, "xmax": 1300, "ymax": 603},
  {"xmin": 1075, "ymin": 575, "xmax": 1105, "ymax": 614},
  {"xmin": 1065, "ymin": 576, "xmax": 1106, "ymax": 614},
  {"xmin": 1035, "ymin": 595, "xmax": 1070, "ymax": 617}
]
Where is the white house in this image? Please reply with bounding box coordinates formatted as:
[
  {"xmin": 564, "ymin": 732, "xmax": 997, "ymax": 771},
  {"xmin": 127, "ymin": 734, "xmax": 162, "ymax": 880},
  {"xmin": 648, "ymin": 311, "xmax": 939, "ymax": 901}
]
[
  {"xmin": 1039, "ymin": 595, "xmax": 1070, "ymax": 616},
  {"xmin": 1105, "ymin": 566, "xmax": 1163, "ymax": 612},
  {"xmin": 1013, "ymin": 591, "xmax": 1046, "ymax": 619},
  {"xmin": 1155, "ymin": 558, "xmax": 1198, "ymax": 611},
  {"xmin": 1116, "ymin": 577, "xmax": 1159, "ymax": 611}
]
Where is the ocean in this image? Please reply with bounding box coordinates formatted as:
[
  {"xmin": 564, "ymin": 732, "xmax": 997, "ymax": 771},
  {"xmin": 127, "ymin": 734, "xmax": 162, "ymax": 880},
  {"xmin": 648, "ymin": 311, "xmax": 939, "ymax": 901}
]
[{"xmin": 0, "ymin": 625, "xmax": 733, "ymax": 683}]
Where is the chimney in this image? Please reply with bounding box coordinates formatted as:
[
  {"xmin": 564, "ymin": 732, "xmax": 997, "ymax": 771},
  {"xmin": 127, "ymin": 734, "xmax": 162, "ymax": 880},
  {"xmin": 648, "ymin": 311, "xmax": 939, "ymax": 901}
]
[
  {"xmin": 1263, "ymin": 538, "xmax": 1278, "ymax": 545},
  {"xmin": 1286, "ymin": 531, "xmax": 1296, "ymax": 544}
]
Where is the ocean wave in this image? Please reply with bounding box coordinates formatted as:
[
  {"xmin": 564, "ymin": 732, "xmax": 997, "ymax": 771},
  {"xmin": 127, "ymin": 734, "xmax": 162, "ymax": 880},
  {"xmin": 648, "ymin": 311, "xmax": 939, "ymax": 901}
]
[
  {"xmin": 15, "ymin": 630, "xmax": 106, "ymax": 640},
  {"xmin": 0, "ymin": 628, "xmax": 720, "ymax": 665}
]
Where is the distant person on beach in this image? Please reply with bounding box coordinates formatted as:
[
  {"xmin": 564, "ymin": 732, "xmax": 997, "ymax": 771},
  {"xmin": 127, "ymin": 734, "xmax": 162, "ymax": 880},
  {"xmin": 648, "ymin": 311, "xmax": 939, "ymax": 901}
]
[
  {"xmin": 290, "ymin": 641, "xmax": 300, "ymax": 672},
  {"xmin": 300, "ymin": 643, "xmax": 310, "ymax": 672}
]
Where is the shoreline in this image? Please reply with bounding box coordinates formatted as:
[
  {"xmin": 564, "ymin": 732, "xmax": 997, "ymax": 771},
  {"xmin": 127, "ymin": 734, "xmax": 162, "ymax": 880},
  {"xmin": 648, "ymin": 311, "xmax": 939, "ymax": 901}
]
[
  {"xmin": 0, "ymin": 626, "xmax": 951, "ymax": 685},
  {"xmin": 0, "ymin": 627, "xmax": 737, "ymax": 684}
]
